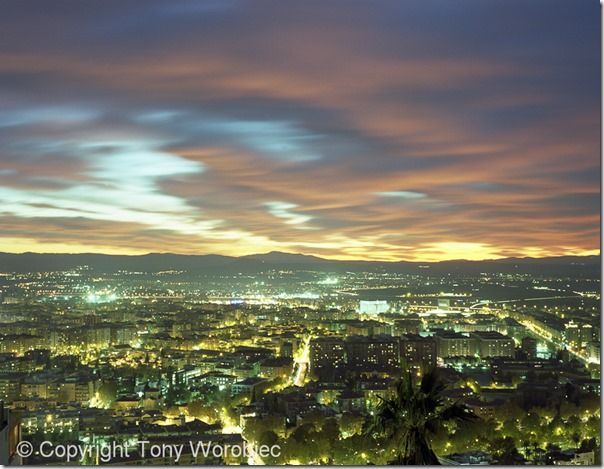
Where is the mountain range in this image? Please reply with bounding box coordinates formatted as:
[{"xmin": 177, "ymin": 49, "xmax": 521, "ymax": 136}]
[{"xmin": 0, "ymin": 251, "xmax": 599, "ymax": 277}]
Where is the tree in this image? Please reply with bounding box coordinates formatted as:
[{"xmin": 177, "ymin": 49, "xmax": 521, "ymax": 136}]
[
  {"xmin": 299, "ymin": 409, "xmax": 328, "ymax": 430},
  {"xmin": 441, "ymin": 416, "xmax": 494, "ymax": 455},
  {"xmin": 283, "ymin": 423, "xmax": 318, "ymax": 463},
  {"xmin": 339, "ymin": 412, "xmax": 365, "ymax": 437},
  {"xmin": 187, "ymin": 400, "xmax": 219, "ymax": 423},
  {"xmin": 368, "ymin": 368, "xmax": 477, "ymax": 465},
  {"xmin": 257, "ymin": 431, "xmax": 283, "ymax": 465},
  {"xmin": 571, "ymin": 431, "xmax": 581, "ymax": 446},
  {"xmin": 243, "ymin": 415, "xmax": 285, "ymax": 442},
  {"xmin": 322, "ymin": 417, "xmax": 340, "ymax": 443},
  {"xmin": 97, "ymin": 380, "xmax": 118, "ymax": 406},
  {"xmin": 579, "ymin": 437, "xmax": 597, "ymax": 453},
  {"xmin": 489, "ymin": 437, "xmax": 524, "ymax": 465}
]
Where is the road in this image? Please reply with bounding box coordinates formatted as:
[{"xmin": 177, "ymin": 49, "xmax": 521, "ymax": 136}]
[
  {"xmin": 292, "ymin": 336, "xmax": 310, "ymax": 387},
  {"xmin": 488, "ymin": 307, "xmax": 597, "ymax": 366}
]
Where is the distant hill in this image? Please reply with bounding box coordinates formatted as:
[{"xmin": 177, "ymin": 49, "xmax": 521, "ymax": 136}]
[
  {"xmin": 0, "ymin": 251, "xmax": 599, "ymax": 277},
  {"xmin": 242, "ymin": 251, "xmax": 329, "ymax": 265}
]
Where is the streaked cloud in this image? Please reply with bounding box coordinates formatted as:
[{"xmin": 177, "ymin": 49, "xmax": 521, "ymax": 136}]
[
  {"xmin": 265, "ymin": 202, "xmax": 314, "ymax": 228},
  {"xmin": 375, "ymin": 191, "xmax": 426, "ymax": 200},
  {"xmin": 0, "ymin": 0, "xmax": 598, "ymax": 261}
]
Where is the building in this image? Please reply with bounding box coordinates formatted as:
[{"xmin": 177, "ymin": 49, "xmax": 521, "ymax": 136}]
[
  {"xmin": 552, "ymin": 450, "xmax": 595, "ymax": 465},
  {"xmin": 491, "ymin": 358, "xmax": 563, "ymax": 381},
  {"xmin": 521, "ymin": 337, "xmax": 538, "ymax": 359},
  {"xmin": 465, "ymin": 398, "xmax": 505, "ymax": 420},
  {"xmin": 20, "ymin": 372, "xmax": 59, "ymax": 400},
  {"xmin": 280, "ymin": 341, "xmax": 294, "ymax": 358},
  {"xmin": 472, "ymin": 331, "xmax": 515, "ymax": 358},
  {"xmin": 571, "ymin": 378, "xmax": 600, "ymax": 395},
  {"xmin": 565, "ymin": 321, "xmax": 594, "ymax": 348},
  {"xmin": 343, "ymin": 320, "xmax": 390, "ymax": 337},
  {"xmin": 435, "ymin": 331, "xmax": 477, "ymax": 358},
  {"xmin": 113, "ymin": 325, "xmax": 137, "ymax": 345},
  {"xmin": 520, "ymin": 312, "xmax": 565, "ymax": 342},
  {"xmin": 345, "ymin": 335, "xmax": 399, "ymax": 371},
  {"xmin": 231, "ymin": 377, "xmax": 268, "ymax": 398},
  {"xmin": 0, "ymin": 334, "xmax": 45, "ymax": 355},
  {"xmin": 192, "ymin": 372, "xmax": 238, "ymax": 390},
  {"xmin": 496, "ymin": 317, "xmax": 525, "ymax": 338},
  {"xmin": 258, "ymin": 357, "xmax": 293, "ymax": 380},
  {"xmin": 310, "ymin": 337, "xmax": 346, "ymax": 374},
  {"xmin": 86, "ymin": 326, "xmax": 112, "ymax": 348},
  {"xmin": 274, "ymin": 389, "xmax": 320, "ymax": 423},
  {"xmin": 0, "ymin": 374, "xmax": 22, "ymax": 403},
  {"xmin": 112, "ymin": 395, "xmax": 140, "ymax": 412},
  {"xmin": 334, "ymin": 390, "xmax": 365, "ymax": 413},
  {"xmin": 20, "ymin": 408, "xmax": 79, "ymax": 436},
  {"xmin": 399, "ymin": 334, "xmax": 436, "ymax": 370},
  {"xmin": 56, "ymin": 374, "xmax": 99, "ymax": 404},
  {"xmin": 392, "ymin": 318, "xmax": 422, "ymax": 335},
  {"xmin": 358, "ymin": 300, "xmax": 389, "ymax": 315},
  {"xmin": 0, "ymin": 402, "xmax": 21, "ymax": 465},
  {"xmin": 587, "ymin": 341, "xmax": 600, "ymax": 364}
]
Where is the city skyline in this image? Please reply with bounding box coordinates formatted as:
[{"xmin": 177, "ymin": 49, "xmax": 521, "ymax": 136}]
[{"xmin": 0, "ymin": 0, "xmax": 600, "ymax": 262}]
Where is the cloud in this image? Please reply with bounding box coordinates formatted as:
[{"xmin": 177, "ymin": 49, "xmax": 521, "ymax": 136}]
[
  {"xmin": 265, "ymin": 201, "xmax": 314, "ymax": 228},
  {"xmin": 375, "ymin": 191, "xmax": 426, "ymax": 200},
  {"xmin": 0, "ymin": 0, "xmax": 598, "ymax": 260}
]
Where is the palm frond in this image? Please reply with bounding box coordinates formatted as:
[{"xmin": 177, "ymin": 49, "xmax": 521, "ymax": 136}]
[{"xmin": 366, "ymin": 366, "xmax": 481, "ymax": 465}]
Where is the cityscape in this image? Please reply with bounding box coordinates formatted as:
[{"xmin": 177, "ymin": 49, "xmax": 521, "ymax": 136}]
[
  {"xmin": 0, "ymin": 0, "xmax": 600, "ymax": 466},
  {"xmin": 0, "ymin": 254, "xmax": 600, "ymax": 465}
]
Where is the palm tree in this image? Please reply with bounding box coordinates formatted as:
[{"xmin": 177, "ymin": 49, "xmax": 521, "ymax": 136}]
[{"xmin": 368, "ymin": 368, "xmax": 477, "ymax": 465}]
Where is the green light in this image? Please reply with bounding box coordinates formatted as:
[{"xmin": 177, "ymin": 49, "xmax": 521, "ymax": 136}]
[{"xmin": 319, "ymin": 277, "xmax": 338, "ymax": 285}]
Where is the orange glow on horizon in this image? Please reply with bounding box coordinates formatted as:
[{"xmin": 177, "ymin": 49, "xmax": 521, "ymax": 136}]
[{"xmin": 0, "ymin": 237, "xmax": 598, "ymax": 263}]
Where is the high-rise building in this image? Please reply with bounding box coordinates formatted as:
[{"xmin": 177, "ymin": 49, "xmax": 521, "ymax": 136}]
[
  {"xmin": 345, "ymin": 335, "xmax": 400, "ymax": 371},
  {"xmin": 309, "ymin": 337, "xmax": 346, "ymax": 373},
  {"xmin": 434, "ymin": 331, "xmax": 477, "ymax": 358},
  {"xmin": 472, "ymin": 331, "xmax": 515, "ymax": 358},
  {"xmin": 393, "ymin": 318, "xmax": 423, "ymax": 335},
  {"xmin": 565, "ymin": 321, "xmax": 594, "ymax": 348},
  {"xmin": 399, "ymin": 334, "xmax": 436, "ymax": 370}
]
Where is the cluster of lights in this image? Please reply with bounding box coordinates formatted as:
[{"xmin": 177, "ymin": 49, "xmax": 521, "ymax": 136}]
[{"xmin": 86, "ymin": 290, "xmax": 118, "ymax": 303}]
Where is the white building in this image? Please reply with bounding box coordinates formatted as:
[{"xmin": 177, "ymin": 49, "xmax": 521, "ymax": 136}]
[{"xmin": 358, "ymin": 300, "xmax": 389, "ymax": 315}]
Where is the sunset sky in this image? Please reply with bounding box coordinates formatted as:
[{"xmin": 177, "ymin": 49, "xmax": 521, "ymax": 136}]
[{"xmin": 0, "ymin": 0, "xmax": 599, "ymax": 261}]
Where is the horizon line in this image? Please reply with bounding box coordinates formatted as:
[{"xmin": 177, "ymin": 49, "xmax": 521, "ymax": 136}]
[{"xmin": 0, "ymin": 249, "xmax": 600, "ymax": 264}]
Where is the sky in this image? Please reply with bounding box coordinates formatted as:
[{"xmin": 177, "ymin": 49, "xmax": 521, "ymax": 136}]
[{"xmin": 0, "ymin": 0, "xmax": 600, "ymax": 261}]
